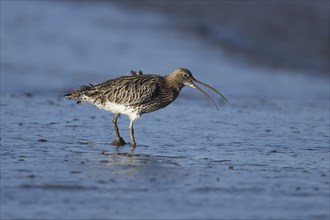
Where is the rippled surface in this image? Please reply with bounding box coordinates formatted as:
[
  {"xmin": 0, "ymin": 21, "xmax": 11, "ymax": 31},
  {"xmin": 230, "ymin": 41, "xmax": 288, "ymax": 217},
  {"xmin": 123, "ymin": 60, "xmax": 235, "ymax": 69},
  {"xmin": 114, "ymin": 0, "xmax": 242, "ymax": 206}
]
[
  {"xmin": 1, "ymin": 93, "xmax": 329, "ymax": 219},
  {"xmin": 1, "ymin": 1, "xmax": 329, "ymax": 219}
]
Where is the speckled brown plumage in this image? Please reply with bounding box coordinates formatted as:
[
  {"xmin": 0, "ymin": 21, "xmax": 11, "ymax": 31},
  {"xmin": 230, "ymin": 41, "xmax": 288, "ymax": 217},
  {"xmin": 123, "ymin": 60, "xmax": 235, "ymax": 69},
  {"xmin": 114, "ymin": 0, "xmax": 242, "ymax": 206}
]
[
  {"xmin": 65, "ymin": 68, "xmax": 227, "ymax": 150},
  {"xmin": 66, "ymin": 74, "xmax": 180, "ymax": 113}
]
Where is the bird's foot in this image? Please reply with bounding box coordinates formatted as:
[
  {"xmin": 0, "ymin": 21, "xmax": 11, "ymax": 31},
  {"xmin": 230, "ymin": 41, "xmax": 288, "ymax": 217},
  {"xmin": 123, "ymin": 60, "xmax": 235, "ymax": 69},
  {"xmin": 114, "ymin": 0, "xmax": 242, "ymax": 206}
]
[
  {"xmin": 111, "ymin": 137, "xmax": 126, "ymax": 146},
  {"xmin": 130, "ymin": 142, "xmax": 136, "ymax": 149}
]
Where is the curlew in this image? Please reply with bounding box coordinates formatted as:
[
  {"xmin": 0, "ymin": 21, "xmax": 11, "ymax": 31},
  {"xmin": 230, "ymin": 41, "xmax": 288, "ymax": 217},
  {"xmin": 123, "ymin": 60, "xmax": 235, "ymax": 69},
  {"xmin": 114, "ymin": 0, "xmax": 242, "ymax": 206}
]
[{"xmin": 65, "ymin": 68, "xmax": 227, "ymax": 150}]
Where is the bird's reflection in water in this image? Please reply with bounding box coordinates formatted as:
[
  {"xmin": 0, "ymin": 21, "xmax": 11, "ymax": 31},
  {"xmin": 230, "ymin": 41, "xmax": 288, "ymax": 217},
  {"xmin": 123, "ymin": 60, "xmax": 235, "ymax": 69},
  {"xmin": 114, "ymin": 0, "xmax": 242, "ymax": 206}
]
[{"xmin": 98, "ymin": 146, "xmax": 183, "ymax": 178}]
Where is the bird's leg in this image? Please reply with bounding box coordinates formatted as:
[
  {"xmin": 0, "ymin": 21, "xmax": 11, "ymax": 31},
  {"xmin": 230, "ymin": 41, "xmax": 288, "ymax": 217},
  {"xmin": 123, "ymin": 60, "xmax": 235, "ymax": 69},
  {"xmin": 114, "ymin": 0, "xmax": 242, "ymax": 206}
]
[
  {"xmin": 128, "ymin": 119, "xmax": 136, "ymax": 149},
  {"xmin": 112, "ymin": 114, "xmax": 121, "ymax": 138},
  {"xmin": 111, "ymin": 114, "xmax": 126, "ymax": 146}
]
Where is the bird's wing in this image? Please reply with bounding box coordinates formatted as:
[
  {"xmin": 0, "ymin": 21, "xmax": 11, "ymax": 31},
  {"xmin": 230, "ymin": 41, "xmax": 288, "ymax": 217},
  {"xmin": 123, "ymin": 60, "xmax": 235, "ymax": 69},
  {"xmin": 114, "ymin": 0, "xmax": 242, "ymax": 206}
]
[{"xmin": 94, "ymin": 75, "xmax": 161, "ymax": 106}]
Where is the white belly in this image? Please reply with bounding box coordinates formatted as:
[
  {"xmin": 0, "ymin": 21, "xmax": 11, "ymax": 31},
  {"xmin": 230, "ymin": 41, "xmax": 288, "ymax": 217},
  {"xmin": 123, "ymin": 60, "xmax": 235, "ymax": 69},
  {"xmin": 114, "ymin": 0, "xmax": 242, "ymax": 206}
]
[{"xmin": 95, "ymin": 102, "xmax": 141, "ymax": 121}]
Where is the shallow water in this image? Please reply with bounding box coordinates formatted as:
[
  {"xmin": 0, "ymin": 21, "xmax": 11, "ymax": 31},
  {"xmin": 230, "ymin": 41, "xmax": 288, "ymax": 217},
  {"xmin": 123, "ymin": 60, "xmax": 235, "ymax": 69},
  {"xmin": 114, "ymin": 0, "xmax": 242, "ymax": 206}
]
[
  {"xmin": 1, "ymin": 1, "xmax": 329, "ymax": 219},
  {"xmin": 1, "ymin": 93, "xmax": 329, "ymax": 219}
]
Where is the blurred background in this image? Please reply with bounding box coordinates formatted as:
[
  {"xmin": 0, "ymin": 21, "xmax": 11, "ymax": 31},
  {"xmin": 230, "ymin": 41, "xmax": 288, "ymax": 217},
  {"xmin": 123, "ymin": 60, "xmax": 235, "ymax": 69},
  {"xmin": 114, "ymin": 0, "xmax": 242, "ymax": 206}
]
[
  {"xmin": 1, "ymin": 1, "xmax": 329, "ymax": 219},
  {"xmin": 1, "ymin": 1, "xmax": 329, "ymax": 96},
  {"xmin": 119, "ymin": 1, "xmax": 329, "ymax": 73}
]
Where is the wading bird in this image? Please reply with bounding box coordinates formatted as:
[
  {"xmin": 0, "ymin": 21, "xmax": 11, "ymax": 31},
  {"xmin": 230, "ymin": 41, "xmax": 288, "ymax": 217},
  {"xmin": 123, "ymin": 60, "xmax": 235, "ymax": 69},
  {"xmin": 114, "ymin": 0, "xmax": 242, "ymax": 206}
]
[{"xmin": 65, "ymin": 68, "xmax": 227, "ymax": 150}]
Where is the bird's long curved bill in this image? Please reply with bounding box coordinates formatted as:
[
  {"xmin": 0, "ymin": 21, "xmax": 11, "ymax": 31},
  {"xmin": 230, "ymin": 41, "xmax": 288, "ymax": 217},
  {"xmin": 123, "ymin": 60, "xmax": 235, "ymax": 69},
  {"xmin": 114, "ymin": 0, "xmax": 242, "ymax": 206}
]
[
  {"xmin": 189, "ymin": 79, "xmax": 227, "ymax": 111},
  {"xmin": 193, "ymin": 79, "xmax": 227, "ymax": 102}
]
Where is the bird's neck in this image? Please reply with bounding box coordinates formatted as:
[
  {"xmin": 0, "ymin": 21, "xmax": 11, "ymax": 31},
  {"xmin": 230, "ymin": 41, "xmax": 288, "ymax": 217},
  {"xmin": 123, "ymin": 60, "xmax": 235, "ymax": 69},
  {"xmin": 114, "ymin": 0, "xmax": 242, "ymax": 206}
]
[{"xmin": 165, "ymin": 75, "xmax": 183, "ymax": 92}]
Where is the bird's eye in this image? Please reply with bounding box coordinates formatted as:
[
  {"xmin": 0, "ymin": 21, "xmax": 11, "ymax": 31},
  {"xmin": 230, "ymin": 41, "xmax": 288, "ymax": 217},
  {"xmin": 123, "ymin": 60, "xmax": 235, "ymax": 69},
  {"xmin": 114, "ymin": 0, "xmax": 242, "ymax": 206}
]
[{"xmin": 183, "ymin": 74, "xmax": 190, "ymax": 78}]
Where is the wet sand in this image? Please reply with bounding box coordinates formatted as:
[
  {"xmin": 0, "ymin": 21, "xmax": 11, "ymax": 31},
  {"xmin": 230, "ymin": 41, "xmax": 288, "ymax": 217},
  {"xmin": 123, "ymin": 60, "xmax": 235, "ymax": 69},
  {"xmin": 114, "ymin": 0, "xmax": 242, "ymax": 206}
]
[{"xmin": 1, "ymin": 1, "xmax": 329, "ymax": 219}]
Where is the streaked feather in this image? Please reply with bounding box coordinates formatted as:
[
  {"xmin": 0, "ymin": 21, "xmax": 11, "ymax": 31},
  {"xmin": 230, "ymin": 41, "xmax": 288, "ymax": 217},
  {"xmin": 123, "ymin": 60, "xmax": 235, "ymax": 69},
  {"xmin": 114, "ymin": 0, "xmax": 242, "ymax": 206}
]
[{"xmin": 66, "ymin": 75, "xmax": 164, "ymax": 107}]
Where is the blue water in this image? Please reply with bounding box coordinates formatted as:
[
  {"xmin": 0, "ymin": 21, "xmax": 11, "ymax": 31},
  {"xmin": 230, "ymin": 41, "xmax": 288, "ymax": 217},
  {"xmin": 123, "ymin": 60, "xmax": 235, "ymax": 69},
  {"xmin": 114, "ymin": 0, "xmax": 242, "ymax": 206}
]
[{"xmin": 1, "ymin": 1, "xmax": 329, "ymax": 219}]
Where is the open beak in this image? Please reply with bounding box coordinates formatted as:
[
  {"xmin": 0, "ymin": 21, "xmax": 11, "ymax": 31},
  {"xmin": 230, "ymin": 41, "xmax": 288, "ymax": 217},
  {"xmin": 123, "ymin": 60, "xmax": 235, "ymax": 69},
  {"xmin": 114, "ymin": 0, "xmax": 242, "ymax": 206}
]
[{"xmin": 188, "ymin": 78, "xmax": 227, "ymax": 111}]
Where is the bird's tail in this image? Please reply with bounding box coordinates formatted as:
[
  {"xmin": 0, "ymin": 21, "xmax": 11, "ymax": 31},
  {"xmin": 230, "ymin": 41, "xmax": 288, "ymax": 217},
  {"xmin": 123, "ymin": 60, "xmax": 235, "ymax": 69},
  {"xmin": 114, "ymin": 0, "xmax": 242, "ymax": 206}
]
[{"xmin": 64, "ymin": 84, "xmax": 96, "ymax": 104}]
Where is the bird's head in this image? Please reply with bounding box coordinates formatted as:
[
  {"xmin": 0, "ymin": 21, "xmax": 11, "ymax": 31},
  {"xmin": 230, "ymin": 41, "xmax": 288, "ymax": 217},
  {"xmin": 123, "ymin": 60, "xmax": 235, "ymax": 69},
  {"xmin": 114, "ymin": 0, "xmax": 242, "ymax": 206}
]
[{"xmin": 169, "ymin": 68, "xmax": 227, "ymax": 111}]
